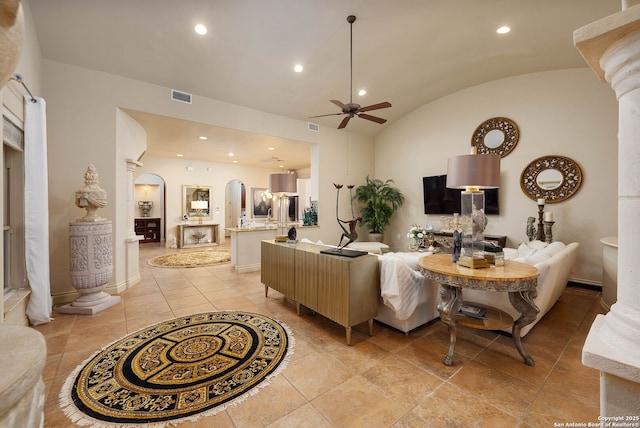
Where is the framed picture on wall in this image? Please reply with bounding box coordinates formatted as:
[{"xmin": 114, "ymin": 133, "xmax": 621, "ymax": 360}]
[{"xmin": 252, "ymin": 188, "xmax": 272, "ymax": 218}]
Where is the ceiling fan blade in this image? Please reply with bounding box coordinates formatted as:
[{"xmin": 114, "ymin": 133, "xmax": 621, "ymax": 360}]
[
  {"xmin": 338, "ymin": 116, "xmax": 351, "ymax": 129},
  {"xmin": 358, "ymin": 113, "xmax": 387, "ymax": 124},
  {"xmin": 330, "ymin": 99, "xmax": 349, "ymax": 111},
  {"xmin": 358, "ymin": 101, "xmax": 392, "ymax": 113},
  {"xmin": 309, "ymin": 112, "xmax": 343, "ymax": 118}
]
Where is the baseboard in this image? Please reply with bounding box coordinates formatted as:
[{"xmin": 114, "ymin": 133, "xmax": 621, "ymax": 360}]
[
  {"xmin": 568, "ymin": 280, "xmax": 602, "ymax": 291},
  {"xmin": 235, "ymin": 263, "xmax": 261, "ymax": 273}
]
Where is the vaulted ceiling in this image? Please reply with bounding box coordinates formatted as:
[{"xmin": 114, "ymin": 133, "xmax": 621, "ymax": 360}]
[{"xmin": 27, "ymin": 0, "xmax": 619, "ymax": 169}]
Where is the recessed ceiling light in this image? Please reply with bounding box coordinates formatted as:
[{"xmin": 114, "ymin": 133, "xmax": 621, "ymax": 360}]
[
  {"xmin": 177, "ymin": 154, "xmax": 184, "ymax": 157},
  {"xmin": 294, "ymin": 64, "xmax": 303, "ymax": 73},
  {"xmin": 199, "ymin": 136, "xmax": 208, "ymax": 140},
  {"xmin": 232, "ymin": 160, "xmax": 238, "ymax": 163},
  {"xmin": 496, "ymin": 26, "xmax": 510, "ymax": 34},
  {"xmin": 358, "ymin": 89, "xmax": 366, "ymax": 96},
  {"xmin": 228, "ymin": 152, "xmax": 235, "ymax": 157},
  {"xmin": 279, "ymin": 164, "xmax": 284, "ymax": 168},
  {"xmin": 268, "ymin": 147, "xmax": 275, "ymax": 151},
  {"xmin": 194, "ymin": 24, "xmax": 208, "ymax": 35}
]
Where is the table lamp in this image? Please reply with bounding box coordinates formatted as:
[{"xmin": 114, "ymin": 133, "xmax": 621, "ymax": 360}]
[
  {"xmin": 269, "ymin": 172, "xmax": 297, "ymax": 241},
  {"xmin": 446, "ymin": 152, "xmax": 500, "ymax": 268},
  {"xmin": 191, "ymin": 200, "xmax": 208, "ymax": 224}
]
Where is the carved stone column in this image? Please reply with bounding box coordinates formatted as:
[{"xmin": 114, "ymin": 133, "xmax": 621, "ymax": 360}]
[
  {"xmin": 58, "ymin": 221, "xmax": 120, "ymax": 314},
  {"xmin": 125, "ymin": 159, "xmax": 143, "ymax": 289},
  {"xmin": 575, "ymin": 3, "xmax": 640, "ymax": 416}
]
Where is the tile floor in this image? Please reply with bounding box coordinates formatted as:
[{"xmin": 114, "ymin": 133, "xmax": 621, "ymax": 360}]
[{"xmin": 37, "ymin": 242, "xmax": 602, "ymax": 427}]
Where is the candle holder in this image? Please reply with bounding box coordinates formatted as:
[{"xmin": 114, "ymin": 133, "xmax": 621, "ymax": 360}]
[
  {"xmin": 543, "ymin": 221, "xmax": 555, "ymax": 243},
  {"xmin": 536, "ymin": 203, "xmax": 546, "ymax": 241}
]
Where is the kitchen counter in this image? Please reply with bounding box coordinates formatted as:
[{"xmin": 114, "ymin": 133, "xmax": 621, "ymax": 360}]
[{"xmin": 225, "ymin": 224, "xmax": 319, "ymax": 272}]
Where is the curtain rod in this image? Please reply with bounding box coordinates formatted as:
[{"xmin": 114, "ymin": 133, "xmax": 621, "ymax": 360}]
[{"xmin": 9, "ymin": 73, "xmax": 37, "ymax": 103}]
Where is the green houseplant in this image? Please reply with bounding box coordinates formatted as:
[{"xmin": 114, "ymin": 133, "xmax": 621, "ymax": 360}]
[{"xmin": 353, "ymin": 176, "xmax": 405, "ymax": 236}]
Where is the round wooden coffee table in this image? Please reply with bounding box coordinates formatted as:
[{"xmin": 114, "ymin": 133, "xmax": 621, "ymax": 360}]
[{"xmin": 419, "ymin": 254, "xmax": 540, "ymax": 366}]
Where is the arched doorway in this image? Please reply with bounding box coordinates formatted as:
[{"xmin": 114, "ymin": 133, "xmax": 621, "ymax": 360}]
[{"xmin": 134, "ymin": 173, "xmax": 166, "ymax": 243}]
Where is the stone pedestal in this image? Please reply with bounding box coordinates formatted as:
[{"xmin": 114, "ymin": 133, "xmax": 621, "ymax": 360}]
[
  {"xmin": 575, "ymin": 3, "xmax": 640, "ymax": 417},
  {"xmin": 58, "ymin": 221, "xmax": 120, "ymax": 314},
  {"xmin": 0, "ymin": 325, "xmax": 46, "ymax": 428}
]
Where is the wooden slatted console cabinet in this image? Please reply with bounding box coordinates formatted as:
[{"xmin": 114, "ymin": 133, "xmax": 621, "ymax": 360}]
[{"xmin": 261, "ymin": 240, "xmax": 379, "ymax": 345}]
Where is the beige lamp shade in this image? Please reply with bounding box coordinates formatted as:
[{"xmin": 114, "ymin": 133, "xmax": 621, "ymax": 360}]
[
  {"xmin": 446, "ymin": 154, "xmax": 501, "ymax": 189},
  {"xmin": 191, "ymin": 200, "xmax": 208, "ymax": 210},
  {"xmin": 269, "ymin": 173, "xmax": 297, "ymax": 194}
]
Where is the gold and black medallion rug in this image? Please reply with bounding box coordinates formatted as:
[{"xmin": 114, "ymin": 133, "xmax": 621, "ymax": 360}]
[
  {"xmin": 60, "ymin": 311, "xmax": 293, "ymax": 427},
  {"xmin": 148, "ymin": 249, "xmax": 231, "ymax": 268}
]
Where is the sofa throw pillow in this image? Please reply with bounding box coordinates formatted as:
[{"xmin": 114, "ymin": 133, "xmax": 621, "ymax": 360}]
[
  {"xmin": 539, "ymin": 241, "xmax": 566, "ymax": 257},
  {"xmin": 527, "ymin": 240, "xmax": 549, "ymax": 251},
  {"xmin": 518, "ymin": 243, "xmax": 536, "ymax": 258}
]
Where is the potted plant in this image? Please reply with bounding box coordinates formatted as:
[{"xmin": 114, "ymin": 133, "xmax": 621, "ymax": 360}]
[{"xmin": 353, "ymin": 176, "xmax": 405, "ymax": 240}]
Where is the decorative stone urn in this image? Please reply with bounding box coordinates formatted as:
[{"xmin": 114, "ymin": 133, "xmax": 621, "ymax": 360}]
[
  {"xmin": 75, "ymin": 164, "xmax": 107, "ymax": 222},
  {"xmin": 59, "ymin": 165, "xmax": 120, "ymax": 314}
]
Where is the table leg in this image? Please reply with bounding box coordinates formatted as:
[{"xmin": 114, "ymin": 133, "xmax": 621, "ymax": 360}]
[
  {"xmin": 437, "ymin": 284, "xmax": 462, "ymax": 366},
  {"xmin": 345, "ymin": 326, "xmax": 352, "ymax": 346},
  {"xmin": 508, "ymin": 290, "xmax": 540, "ymax": 366},
  {"xmin": 368, "ymin": 318, "xmax": 374, "ymax": 336}
]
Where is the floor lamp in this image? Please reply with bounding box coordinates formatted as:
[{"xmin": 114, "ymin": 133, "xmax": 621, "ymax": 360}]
[
  {"xmin": 269, "ymin": 172, "xmax": 297, "ymax": 241},
  {"xmin": 446, "ymin": 153, "xmax": 501, "ymax": 268}
]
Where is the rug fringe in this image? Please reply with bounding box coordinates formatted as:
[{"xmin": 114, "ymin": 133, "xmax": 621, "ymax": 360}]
[{"xmin": 59, "ymin": 314, "xmax": 296, "ymax": 427}]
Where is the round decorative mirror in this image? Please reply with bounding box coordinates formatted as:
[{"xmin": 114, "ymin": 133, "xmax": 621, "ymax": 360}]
[
  {"xmin": 471, "ymin": 117, "xmax": 519, "ymax": 157},
  {"xmin": 520, "ymin": 155, "xmax": 583, "ymax": 203}
]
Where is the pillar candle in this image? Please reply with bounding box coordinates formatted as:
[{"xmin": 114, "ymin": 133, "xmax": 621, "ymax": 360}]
[
  {"xmin": 544, "ymin": 212, "xmax": 554, "ymax": 222},
  {"xmin": 537, "ymin": 198, "xmax": 545, "ymax": 205}
]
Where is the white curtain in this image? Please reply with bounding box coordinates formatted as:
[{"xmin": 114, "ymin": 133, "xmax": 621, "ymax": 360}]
[{"xmin": 24, "ymin": 96, "xmax": 52, "ymax": 325}]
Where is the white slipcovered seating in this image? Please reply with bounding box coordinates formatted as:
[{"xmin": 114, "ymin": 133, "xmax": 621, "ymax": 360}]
[{"xmin": 375, "ymin": 241, "xmax": 580, "ymax": 337}]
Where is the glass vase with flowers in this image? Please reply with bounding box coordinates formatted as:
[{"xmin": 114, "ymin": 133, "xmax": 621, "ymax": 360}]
[{"xmin": 407, "ymin": 224, "xmax": 427, "ymax": 251}]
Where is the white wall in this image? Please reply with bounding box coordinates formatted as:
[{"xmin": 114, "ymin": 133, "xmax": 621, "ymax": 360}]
[
  {"xmin": 375, "ymin": 68, "xmax": 618, "ymax": 285},
  {"xmin": 41, "ymin": 60, "xmax": 375, "ymax": 302}
]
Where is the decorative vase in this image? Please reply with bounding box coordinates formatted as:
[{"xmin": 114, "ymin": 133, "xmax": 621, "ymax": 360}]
[
  {"xmin": 368, "ymin": 232, "xmax": 384, "ymax": 242},
  {"xmin": 409, "ymin": 237, "xmax": 421, "ymax": 251}
]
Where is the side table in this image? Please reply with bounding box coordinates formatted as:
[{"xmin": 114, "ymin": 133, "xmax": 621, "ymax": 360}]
[{"xmin": 419, "ymin": 254, "xmax": 539, "ymax": 366}]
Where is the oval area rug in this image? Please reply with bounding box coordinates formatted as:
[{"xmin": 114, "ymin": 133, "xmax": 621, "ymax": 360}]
[
  {"xmin": 148, "ymin": 249, "xmax": 231, "ymax": 268},
  {"xmin": 60, "ymin": 311, "xmax": 293, "ymax": 427}
]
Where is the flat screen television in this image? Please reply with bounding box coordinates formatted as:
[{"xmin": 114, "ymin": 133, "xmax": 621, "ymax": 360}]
[{"xmin": 423, "ymin": 174, "xmax": 499, "ymax": 215}]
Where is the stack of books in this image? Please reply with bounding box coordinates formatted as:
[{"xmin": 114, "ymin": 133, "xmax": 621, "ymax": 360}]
[{"xmin": 458, "ymin": 303, "xmax": 488, "ymax": 319}]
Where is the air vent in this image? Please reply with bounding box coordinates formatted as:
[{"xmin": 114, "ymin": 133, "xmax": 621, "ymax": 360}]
[
  {"xmin": 308, "ymin": 122, "xmax": 320, "ymax": 132},
  {"xmin": 171, "ymin": 89, "xmax": 192, "ymax": 104}
]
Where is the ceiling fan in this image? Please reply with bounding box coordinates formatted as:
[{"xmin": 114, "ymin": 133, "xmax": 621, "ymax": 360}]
[{"xmin": 309, "ymin": 15, "xmax": 391, "ymax": 129}]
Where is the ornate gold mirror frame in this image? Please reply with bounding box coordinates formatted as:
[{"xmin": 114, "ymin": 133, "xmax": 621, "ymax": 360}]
[
  {"xmin": 471, "ymin": 117, "xmax": 519, "ymax": 157},
  {"xmin": 520, "ymin": 155, "xmax": 583, "ymax": 203}
]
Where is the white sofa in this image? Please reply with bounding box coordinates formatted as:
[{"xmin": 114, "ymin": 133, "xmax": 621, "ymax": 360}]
[
  {"xmin": 464, "ymin": 241, "xmax": 579, "ymax": 336},
  {"xmin": 375, "ymin": 251, "xmax": 440, "ymax": 334},
  {"xmin": 375, "ymin": 241, "xmax": 580, "ymax": 337}
]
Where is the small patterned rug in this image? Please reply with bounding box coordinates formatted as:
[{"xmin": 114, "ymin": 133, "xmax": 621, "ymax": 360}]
[
  {"xmin": 60, "ymin": 311, "xmax": 293, "ymax": 427},
  {"xmin": 148, "ymin": 249, "xmax": 231, "ymax": 268}
]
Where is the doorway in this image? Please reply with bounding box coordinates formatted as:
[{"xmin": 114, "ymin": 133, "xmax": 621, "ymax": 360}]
[
  {"xmin": 225, "ymin": 179, "xmax": 246, "ymax": 236},
  {"xmin": 134, "ymin": 173, "xmax": 166, "ymax": 243}
]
